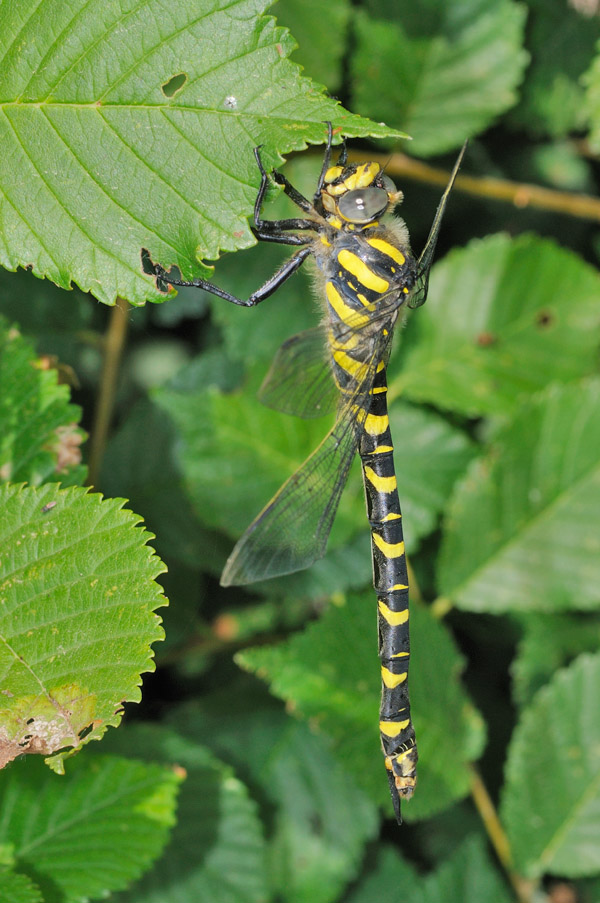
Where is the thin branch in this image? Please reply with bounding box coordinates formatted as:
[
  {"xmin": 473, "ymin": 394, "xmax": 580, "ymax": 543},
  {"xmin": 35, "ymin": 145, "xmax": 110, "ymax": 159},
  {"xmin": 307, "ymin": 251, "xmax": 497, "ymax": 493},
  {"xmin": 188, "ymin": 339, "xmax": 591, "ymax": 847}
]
[
  {"xmin": 87, "ymin": 296, "xmax": 129, "ymax": 487},
  {"xmin": 347, "ymin": 149, "xmax": 600, "ymax": 223},
  {"xmin": 469, "ymin": 766, "xmax": 537, "ymax": 903}
]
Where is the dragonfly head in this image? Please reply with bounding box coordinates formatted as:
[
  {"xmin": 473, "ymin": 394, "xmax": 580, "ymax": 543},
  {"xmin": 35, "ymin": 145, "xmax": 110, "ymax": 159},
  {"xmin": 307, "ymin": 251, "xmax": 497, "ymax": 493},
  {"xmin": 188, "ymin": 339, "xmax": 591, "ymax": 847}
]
[{"xmin": 320, "ymin": 161, "xmax": 402, "ymax": 228}]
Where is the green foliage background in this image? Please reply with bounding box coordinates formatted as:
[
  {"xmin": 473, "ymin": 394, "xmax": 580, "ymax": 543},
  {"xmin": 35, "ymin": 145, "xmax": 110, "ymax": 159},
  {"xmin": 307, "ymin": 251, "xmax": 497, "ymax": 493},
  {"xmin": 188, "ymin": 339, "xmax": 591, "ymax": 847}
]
[{"xmin": 1, "ymin": 0, "xmax": 600, "ymax": 900}]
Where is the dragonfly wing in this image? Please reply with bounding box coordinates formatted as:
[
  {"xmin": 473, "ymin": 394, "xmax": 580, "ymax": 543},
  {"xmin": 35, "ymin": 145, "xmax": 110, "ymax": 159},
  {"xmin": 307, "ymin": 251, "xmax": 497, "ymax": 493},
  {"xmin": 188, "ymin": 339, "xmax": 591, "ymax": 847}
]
[
  {"xmin": 258, "ymin": 327, "xmax": 339, "ymax": 419},
  {"xmin": 223, "ymin": 294, "xmax": 400, "ymax": 586},
  {"xmin": 409, "ymin": 140, "xmax": 467, "ymax": 309},
  {"xmin": 220, "ymin": 413, "xmax": 358, "ymax": 585}
]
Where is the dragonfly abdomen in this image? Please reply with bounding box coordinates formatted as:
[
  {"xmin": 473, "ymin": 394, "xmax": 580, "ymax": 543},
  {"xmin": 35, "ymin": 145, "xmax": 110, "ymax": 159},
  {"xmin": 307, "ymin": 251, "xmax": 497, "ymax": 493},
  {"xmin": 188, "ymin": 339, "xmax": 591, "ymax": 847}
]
[{"xmin": 358, "ymin": 363, "xmax": 417, "ymax": 822}]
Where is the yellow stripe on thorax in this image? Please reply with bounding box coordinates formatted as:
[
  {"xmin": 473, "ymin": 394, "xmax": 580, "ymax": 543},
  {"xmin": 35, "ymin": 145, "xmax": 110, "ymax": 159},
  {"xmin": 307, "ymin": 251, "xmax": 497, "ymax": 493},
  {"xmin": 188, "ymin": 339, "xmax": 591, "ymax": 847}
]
[
  {"xmin": 372, "ymin": 444, "xmax": 393, "ymax": 454},
  {"xmin": 378, "ymin": 599, "xmax": 408, "ymax": 625},
  {"xmin": 364, "ymin": 465, "xmax": 397, "ymax": 493},
  {"xmin": 326, "ymin": 281, "xmax": 369, "ymax": 327},
  {"xmin": 338, "ymin": 250, "xmax": 389, "ymax": 293},
  {"xmin": 373, "ymin": 534, "xmax": 405, "ymax": 558},
  {"xmin": 366, "ymin": 238, "xmax": 406, "ymax": 266}
]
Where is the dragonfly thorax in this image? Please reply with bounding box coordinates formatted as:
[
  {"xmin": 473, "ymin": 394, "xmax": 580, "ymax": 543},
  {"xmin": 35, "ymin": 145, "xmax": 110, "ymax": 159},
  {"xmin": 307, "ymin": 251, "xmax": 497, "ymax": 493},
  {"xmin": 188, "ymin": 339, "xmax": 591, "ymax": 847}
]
[{"xmin": 320, "ymin": 161, "xmax": 402, "ymax": 229}]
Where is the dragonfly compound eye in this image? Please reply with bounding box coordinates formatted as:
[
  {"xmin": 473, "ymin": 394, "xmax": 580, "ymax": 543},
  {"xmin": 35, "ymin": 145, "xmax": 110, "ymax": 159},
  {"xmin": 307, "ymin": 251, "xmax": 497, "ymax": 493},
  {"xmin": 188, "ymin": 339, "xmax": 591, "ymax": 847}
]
[{"xmin": 337, "ymin": 186, "xmax": 389, "ymax": 224}]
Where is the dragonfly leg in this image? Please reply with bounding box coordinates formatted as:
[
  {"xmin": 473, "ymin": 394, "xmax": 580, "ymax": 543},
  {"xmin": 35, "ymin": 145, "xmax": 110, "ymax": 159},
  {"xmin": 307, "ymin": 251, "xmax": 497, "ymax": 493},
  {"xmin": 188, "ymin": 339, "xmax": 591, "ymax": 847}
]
[{"xmin": 143, "ymin": 245, "xmax": 312, "ymax": 307}]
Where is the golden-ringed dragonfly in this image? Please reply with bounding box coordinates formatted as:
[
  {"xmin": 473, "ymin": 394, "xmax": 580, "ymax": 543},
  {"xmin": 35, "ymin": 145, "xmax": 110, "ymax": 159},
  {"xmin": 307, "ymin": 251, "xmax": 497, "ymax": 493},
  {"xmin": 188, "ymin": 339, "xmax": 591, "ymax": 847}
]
[{"xmin": 146, "ymin": 125, "xmax": 465, "ymax": 823}]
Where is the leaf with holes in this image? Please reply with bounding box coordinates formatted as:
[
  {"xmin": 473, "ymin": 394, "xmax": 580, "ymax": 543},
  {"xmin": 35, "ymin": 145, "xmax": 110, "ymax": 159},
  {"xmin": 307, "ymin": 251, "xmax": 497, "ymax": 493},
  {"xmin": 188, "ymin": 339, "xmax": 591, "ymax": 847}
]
[
  {"xmin": 0, "ymin": 483, "xmax": 166, "ymax": 770},
  {"xmin": 0, "ymin": 0, "xmax": 404, "ymax": 307}
]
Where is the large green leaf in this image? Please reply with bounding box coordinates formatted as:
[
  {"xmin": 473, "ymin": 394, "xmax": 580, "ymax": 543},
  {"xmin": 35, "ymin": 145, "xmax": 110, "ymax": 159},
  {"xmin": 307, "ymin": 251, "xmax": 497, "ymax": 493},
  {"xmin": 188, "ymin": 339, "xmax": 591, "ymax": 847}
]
[
  {"xmin": 393, "ymin": 234, "xmax": 600, "ymax": 417},
  {"xmin": 0, "ymin": 0, "xmax": 403, "ymax": 307},
  {"xmin": 438, "ymin": 380, "xmax": 600, "ymax": 614},
  {"xmin": 0, "ymin": 317, "xmax": 85, "ymax": 486},
  {"xmin": 104, "ymin": 725, "xmax": 268, "ymax": 903},
  {"xmin": 170, "ymin": 691, "xmax": 378, "ymax": 903},
  {"xmin": 0, "ymin": 755, "xmax": 181, "ymax": 902},
  {"xmin": 0, "ymin": 483, "xmax": 166, "ymax": 769},
  {"xmin": 501, "ymin": 653, "xmax": 600, "ymax": 878},
  {"xmin": 238, "ymin": 592, "xmax": 485, "ymax": 820},
  {"xmin": 351, "ymin": 0, "xmax": 528, "ymax": 155}
]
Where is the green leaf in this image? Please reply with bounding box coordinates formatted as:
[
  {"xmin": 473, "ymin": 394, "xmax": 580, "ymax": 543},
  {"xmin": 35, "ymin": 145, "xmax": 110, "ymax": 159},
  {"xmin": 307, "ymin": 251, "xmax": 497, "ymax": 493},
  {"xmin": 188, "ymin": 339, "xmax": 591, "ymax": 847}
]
[
  {"xmin": 423, "ymin": 834, "xmax": 513, "ymax": 903},
  {"xmin": 346, "ymin": 846, "xmax": 418, "ymax": 903},
  {"xmin": 393, "ymin": 234, "xmax": 600, "ymax": 417},
  {"xmin": 512, "ymin": 612, "xmax": 600, "ymax": 706},
  {"xmin": 103, "ymin": 725, "xmax": 268, "ymax": 903},
  {"xmin": 0, "ymin": 870, "xmax": 43, "ymax": 903},
  {"xmin": 170, "ymin": 692, "xmax": 377, "ymax": 903},
  {"xmin": 238, "ymin": 592, "xmax": 485, "ymax": 820},
  {"xmin": 272, "ymin": 0, "xmax": 351, "ymax": 93},
  {"xmin": 0, "ymin": 317, "xmax": 85, "ymax": 486},
  {"xmin": 347, "ymin": 835, "xmax": 511, "ymax": 903},
  {"xmin": 351, "ymin": 0, "xmax": 528, "ymax": 155},
  {"xmin": 0, "ymin": 0, "xmax": 404, "ymax": 307},
  {"xmin": 583, "ymin": 44, "xmax": 600, "ymax": 153},
  {"xmin": 0, "ymin": 483, "xmax": 166, "ymax": 768},
  {"xmin": 510, "ymin": 0, "xmax": 600, "ymax": 137},
  {"xmin": 438, "ymin": 380, "xmax": 600, "ymax": 614},
  {"xmin": 501, "ymin": 653, "xmax": 600, "ymax": 878},
  {"xmin": 0, "ymin": 755, "xmax": 181, "ymax": 902},
  {"xmin": 100, "ymin": 397, "xmax": 210, "ymax": 569},
  {"xmin": 157, "ymin": 379, "xmax": 339, "ymax": 539}
]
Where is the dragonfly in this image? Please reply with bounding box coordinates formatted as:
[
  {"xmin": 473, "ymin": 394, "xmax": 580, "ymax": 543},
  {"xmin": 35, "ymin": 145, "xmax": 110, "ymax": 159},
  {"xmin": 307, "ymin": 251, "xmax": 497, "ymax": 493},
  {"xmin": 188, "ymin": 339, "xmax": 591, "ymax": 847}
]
[{"xmin": 144, "ymin": 124, "xmax": 465, "ymax": 822}]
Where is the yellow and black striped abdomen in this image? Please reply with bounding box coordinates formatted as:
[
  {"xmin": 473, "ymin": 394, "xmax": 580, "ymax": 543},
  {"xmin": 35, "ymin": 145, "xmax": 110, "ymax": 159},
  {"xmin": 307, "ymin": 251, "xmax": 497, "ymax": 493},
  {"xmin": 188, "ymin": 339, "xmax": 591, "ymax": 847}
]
[{"xmin": 359, "ymin": 364, "xmax": 417, "ymax": 814}]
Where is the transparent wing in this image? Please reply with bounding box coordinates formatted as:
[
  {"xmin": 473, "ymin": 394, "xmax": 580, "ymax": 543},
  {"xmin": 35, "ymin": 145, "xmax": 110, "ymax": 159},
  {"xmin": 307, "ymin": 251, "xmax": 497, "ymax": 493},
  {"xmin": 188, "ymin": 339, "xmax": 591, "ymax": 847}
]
[
  {"xmin": 221, "ymin": 320, "xmax": 396, "ymax": 586},
  {"xmin": 258, "ymin": 327, "xmax": 338, "ymax": 419},
  {"xmin": 220, "ymin": 410, "xmax": 359, "ymax": 585},
  {"xmin": 409, "ymin": 140, "xmax": 467, "ymax": 310}
]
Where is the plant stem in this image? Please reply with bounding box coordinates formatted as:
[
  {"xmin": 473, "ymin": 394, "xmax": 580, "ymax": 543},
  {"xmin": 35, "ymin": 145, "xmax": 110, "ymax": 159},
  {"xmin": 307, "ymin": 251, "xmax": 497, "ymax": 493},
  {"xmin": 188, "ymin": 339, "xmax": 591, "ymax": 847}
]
[
  {"xmin": 87, "ymin": 296, "xmax": 129, "ymax": 487},
  {"xmin": 469, "ymin": 766, "xmax": 536, "ymax": 903}
]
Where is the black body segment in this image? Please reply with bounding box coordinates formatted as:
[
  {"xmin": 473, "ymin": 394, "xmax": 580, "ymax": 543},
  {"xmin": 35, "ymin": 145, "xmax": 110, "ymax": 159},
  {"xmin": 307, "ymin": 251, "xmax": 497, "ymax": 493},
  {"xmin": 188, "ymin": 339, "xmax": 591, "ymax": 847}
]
[{"xmin": 145, "ymin": 125, "xmax": 465, "ymax": 822}]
